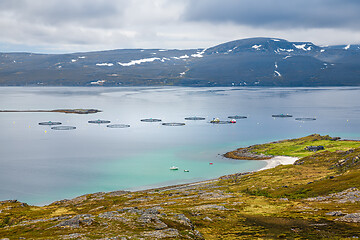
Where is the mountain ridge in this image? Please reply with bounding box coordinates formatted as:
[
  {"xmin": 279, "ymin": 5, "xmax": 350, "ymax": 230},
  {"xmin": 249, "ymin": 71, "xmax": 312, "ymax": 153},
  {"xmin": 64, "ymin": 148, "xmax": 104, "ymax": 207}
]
[{"xmin": 1, "ymin": 37, "xmax": 359, "ymax": 87}]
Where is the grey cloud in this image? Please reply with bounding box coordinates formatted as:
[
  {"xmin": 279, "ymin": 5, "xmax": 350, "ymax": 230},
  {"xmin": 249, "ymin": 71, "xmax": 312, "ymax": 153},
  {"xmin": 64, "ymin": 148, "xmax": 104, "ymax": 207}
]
[
  {"xmin": 183, "ymin": 0, "xmax": 360, "ymax": 29},
  {"xmin": 0, "ymin": 0, "xmax": 126, "ymax": 27}
]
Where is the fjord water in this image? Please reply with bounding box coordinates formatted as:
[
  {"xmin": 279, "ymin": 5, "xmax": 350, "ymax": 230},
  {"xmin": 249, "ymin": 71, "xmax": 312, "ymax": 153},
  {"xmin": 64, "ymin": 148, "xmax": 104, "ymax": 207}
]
[{"xmin": 1, "ymin": 87, "xmax": 360, "ymax": 205}]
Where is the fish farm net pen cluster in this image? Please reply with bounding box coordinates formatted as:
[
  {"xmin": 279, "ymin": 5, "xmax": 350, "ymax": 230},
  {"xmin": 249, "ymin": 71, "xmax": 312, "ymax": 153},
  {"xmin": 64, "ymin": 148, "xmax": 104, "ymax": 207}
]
[
  {"xmin": 38, "ymin": 121, "xmax": 62, "ymax": 125},
  {"xmin": 140, "ymin": 119, "xmax": 162, "ymax": 122},
  {"xmin": 184, "ymin": 117, "xmax": 206, "ymax": 120},
  {"xmin": 88, "ymin": 120, "xmax": 111, "ymax": 124},
  {"xmin": 295, "ymin": 118, "xmax": 317, "ymax": 121},
  {"xmin": 162, "ymin": 123, "xmax": 186, "ymax": 126},
  {"xmin": 51, "ymin": 126, "xmax": 76, "ymax": 130},
  {"xmin": 227, "ymin": 116, "xmax": 247, "ymax": 119},
  {"xmin": 106, "ymin": 124, "xmax": 130, "ymax": 128}
]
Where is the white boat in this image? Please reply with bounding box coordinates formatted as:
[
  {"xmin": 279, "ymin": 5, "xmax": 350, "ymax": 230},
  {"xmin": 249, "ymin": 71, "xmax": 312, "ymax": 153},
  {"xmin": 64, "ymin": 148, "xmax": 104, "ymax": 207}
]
[
  {"xmin": 184, "ymin": 169, "xmax": 189, "ymax": 172},
  {"xmin": 170, "ymin": 166, "xmax": 179, "ymax": 170}
]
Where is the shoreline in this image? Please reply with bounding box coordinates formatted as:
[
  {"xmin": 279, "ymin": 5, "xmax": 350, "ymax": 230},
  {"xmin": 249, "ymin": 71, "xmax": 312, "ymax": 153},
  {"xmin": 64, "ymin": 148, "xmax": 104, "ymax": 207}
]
[{"xmin": 1, "ymin": 155, "xmax": 299, "ymax": 206}]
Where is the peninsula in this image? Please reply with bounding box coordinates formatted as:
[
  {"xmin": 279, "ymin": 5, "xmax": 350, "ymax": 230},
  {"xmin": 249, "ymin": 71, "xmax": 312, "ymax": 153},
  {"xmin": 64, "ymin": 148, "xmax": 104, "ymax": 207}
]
[
  {"xmin": 1, "ymin": 134, "xmax": 360, "ymax": 239},
  {"xmin": 0, "ymin": 109, "xmax": 101, "ymax": 114}
]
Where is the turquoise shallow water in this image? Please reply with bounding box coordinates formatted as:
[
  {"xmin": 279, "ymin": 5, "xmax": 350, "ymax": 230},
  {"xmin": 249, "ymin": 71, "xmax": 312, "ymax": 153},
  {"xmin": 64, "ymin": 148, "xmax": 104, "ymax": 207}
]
[{"xmin": 0, "ymin": 87, "xmax": 360, "ymax": 205}]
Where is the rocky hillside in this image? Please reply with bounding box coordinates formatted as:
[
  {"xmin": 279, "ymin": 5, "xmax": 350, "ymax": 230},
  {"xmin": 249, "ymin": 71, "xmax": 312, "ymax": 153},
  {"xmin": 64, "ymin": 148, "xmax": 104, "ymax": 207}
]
[
  {"xmin": 1, "ymin": 134, "xmax": 360, "ymax": 239},
  {"xmin": 1, "ymin": 38, "xmax": 360, "ymax": 86}
]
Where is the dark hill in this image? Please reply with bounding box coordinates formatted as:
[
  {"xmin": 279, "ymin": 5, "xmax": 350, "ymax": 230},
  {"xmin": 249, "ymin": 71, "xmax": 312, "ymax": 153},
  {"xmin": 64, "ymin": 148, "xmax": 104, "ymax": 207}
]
[{"xmin": 0, "ymin": 38, "xmax": 359, "ymax": 86}]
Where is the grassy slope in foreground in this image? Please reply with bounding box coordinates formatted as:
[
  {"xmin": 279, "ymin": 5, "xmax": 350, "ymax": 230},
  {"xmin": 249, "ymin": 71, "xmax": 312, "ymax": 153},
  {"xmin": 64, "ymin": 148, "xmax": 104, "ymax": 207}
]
[{"xmin": 1, "ymin": 134, "xmax": 360, "ymax": 239}]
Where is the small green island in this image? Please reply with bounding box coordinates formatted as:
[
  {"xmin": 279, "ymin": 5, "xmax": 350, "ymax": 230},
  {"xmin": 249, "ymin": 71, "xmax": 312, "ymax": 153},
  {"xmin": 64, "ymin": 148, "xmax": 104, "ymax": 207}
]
[
  {"xmin": 1, "ymin": 134, "xmax": 360, "ymax": 239},
  {"xmin": 0, "ymin": 109, "xmax": 101, "ymax": 114}
]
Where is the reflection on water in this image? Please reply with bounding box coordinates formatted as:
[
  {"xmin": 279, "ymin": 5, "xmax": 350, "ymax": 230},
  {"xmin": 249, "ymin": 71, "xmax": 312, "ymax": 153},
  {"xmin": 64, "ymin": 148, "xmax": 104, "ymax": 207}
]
[{"xmin": 0, "ymin": 86, "xmax": 360, "ymax": 205}]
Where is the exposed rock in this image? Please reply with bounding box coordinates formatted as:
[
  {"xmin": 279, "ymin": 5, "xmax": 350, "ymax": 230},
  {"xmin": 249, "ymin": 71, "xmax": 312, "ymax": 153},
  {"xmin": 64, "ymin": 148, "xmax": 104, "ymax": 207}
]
[
  {"xmin": 192, "ymin": 204, "xmax": 228, "ymax": 211},
  {"xmin": 307, "ymin": 188, "xmax": 360, "ymax": 203},
  {"xmin": 61, "ymin": 233, "xmax": 85, "ymax": 239},
  {"xmin": 203, "ymin": 216, "xmax": 213, "ymax": 221},
  {"xmin": 0, "ymin": 200, "xmax": 18, "ymax": 204},
  {"xmin": 193, "ymin": 230, "xmax": 204, "ymax": 239},
  {"xmin": 336, "ymin": 213, "xmax": 360, "ymax": 223},
  {"xmin": 108, "ymin": 190, "xmax": 130, "ymax": 197},
  {"xmin": 98, "ymin": 211, "xmax": 128, "ymax": 222},
  {"xmin": 53, "ymin": 214, "xmax": 94, "ymax": 228},
  {"xmin": 144, "ymin": 206, "xmax": 163, "ymax": 215},
  {"xmin": 280, "ymin": 198, "xmax": 289, "ymax": 201},
  {"xmin": 118, "ymin": 207, "xmax": 144, "ymax": 215},
  {"xmin": 224, "ymin": 147, "xmax": 272, "ymax": 160},
  {"xmin": 137, "ymin": 213, "xmax": 167, "ymax": 230},
  {"xmin": 19, "ymin": 216, "xmax": 70, "ymax": 226},
  {"xmin": 175, "ymin": 214, "xmax": 193, "ymax": 229},
  {"xmin": 143, "ymin": 228, "xmax": 180, "ymax": 238},
  {"xmin": 325, "ymin": 211, "xmax": 345, "ymax": 216}
]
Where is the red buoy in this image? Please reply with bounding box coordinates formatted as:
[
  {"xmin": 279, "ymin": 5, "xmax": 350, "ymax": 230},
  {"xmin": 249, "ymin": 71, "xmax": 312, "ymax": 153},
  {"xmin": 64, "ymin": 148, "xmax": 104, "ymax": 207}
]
[{"xmin": 209, "ymin": 162, "xmax": 213, "ymax": 165}]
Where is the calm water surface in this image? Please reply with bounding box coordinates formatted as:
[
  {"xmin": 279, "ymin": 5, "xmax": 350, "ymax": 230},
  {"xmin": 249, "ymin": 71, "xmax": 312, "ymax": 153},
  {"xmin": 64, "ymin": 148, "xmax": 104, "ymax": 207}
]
[{"xmin": 0, "ymin": 87, "xmax": 360, "ymax": 205}]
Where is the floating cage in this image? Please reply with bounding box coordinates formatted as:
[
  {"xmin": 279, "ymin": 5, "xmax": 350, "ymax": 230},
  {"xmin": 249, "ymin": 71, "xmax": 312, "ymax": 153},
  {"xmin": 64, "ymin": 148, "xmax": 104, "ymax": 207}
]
[
  {"xmin": 141, "ymin": 118, "xmax": 162, "ymax": 122},
  {"xmin": 228, "ymin": 115, "xmax": 247, "ymax": 119},
  {"xmin": 106, "ymin": 124, "xmax": 130, "ymax": 128},
  {"xmin": 51, "ymin": 126, "xmax": 76, "ymax": 130},
  {"xmin": 210, "ymin": 121, "xmax": 233, "ymax": 124},
  {"xmin": 162, "ymin": 123, "xmax": 185, "ymax": 126},
  {"xmin": 272, "ymin": 114, "xmax": 293, "ymax": 118},
  {"xmin": 88, "ymin": 119, "xmax": 111, "ymax": 124},
  {"xmin": 38, "ymin": 121, "xmax": 62, "ymax": 126},
  {"xmin": 295, "ymin": 117, "xmax": 316, "ymax": 121},
  {"xmin": 184, "ymin": 117, "xmax": 206, "ymax": 120}
]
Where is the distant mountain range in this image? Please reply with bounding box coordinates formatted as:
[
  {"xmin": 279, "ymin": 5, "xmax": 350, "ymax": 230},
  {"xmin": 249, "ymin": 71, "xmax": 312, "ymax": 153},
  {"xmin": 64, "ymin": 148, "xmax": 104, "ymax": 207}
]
[{"xmin": 1, "ymin": 37, "xmax": 360, "ymax": 86}]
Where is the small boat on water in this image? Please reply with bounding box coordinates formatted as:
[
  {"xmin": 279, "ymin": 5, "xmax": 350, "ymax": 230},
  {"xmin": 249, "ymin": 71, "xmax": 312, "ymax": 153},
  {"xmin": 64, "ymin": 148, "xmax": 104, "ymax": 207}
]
[
  {"xmin": 229, "ymin": 119, "xmax": 237, "ymax": 123},
  {"xmin": 210, "ymin": 118, "xmax": 220, "ymax": 123},
  {"xmin": 170, "ymin": 166, "xmax": 179, "ymax": 170},
  {"xmin": 184, "ymin": 169, "xmax": 189, "ymax": 172}
]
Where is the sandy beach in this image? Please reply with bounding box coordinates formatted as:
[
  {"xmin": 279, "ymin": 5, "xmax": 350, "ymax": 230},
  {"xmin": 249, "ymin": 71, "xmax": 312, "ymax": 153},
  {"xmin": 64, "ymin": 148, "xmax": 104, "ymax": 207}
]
[{"xmin": 259, "ymin": 156, "xmax": 299, "ymax": 170}]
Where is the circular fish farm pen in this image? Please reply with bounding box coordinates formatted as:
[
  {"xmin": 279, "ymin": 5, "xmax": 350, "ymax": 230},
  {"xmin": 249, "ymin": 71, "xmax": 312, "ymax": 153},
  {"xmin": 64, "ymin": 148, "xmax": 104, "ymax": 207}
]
[
  {"xmin": 272, "ymin": 114, "xmax": 293, "ymax": 118},
  {"xmin": 227, "ymin": 115, "xmax": 247, "ymax": 119},
  {"xmin": 51, "ymin": 126, "xmax": 76, "ymax": 130},
  {"xmin": 184, "ymin": 117, "xmax": 206, "ymax": 120},
  {"xmin": 162, "ymin": 123, "xmax": 186, "ymax": 126},
  {"xmin": 210, "ymin": 121, "xmax": 234, "ymax": 124},
  {"xmin": 141, "ymin": 118, "xmax": 162, "ymax": 122},
  {"xmin": 88, "ymin": 119, "xmax": 111, "ymax": 124},
  {"xmin": 295, "ymin": 117, "xmax": 316, "ymax": 121},
  {"xmin": 38, "ymin": 121, "xmax": 62, "ymax": 126},
  {"xmin": 106, "ymin": 124, "xmax": 130, "ymax": 128}
]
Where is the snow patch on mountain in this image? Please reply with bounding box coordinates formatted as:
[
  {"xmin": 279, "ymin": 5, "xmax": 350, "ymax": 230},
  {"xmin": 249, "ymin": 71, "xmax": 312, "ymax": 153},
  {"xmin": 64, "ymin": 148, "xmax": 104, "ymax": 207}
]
[
  {"xmin": 277, "ymin": 48, "xmax": 294, "ymax": 53},
  {"xmin": 179, "ymin": 55, "xmax": 189, "ymax": 59},
  {"xmin": 293, "ymin": 44, "xmax": 312, "ymax": 51},
  {"xmin": 91, "ymin": 80, "xmax": 106, "ymax": 85},
  {"xmin": 252, "ymin": 45, "xmax": 262, "ymax": 50},
  {"xmin": 191, "ymin": 49, "xmax": 206, "ymax": 58},
  {"xmin": 96, "ymin": 63, "xmax": 114, "ymax": 67},
  {"xmin": 118, "ymin": 58, "xmax": 160, "ymax": 66}
]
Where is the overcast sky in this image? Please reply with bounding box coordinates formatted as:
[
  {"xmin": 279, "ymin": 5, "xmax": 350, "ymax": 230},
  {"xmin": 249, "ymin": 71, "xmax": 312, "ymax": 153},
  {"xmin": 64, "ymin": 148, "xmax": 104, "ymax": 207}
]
[{"xmin": 1, "ymin": 0, "xmax": 360, "ymax": 53}]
